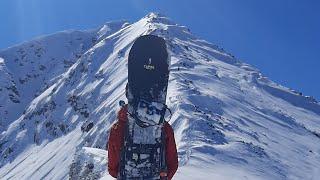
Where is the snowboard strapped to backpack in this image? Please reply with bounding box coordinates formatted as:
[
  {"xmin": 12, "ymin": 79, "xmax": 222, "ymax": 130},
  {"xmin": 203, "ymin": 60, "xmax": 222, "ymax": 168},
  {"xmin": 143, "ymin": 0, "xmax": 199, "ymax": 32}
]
[{"xmin": 118, "ymin": 35, "xmax": 170, "ymax": 179}]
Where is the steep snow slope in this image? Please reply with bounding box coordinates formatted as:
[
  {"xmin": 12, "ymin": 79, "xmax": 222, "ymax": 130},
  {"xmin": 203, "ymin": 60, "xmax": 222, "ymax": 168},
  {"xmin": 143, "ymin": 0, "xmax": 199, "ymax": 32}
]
[
  {"xmin": 0, "ymin": 13, "xmax": 320, "ymax": 180},
  {"xmin": 0, "ymin": 21, "xmax": 128, "ymax": 131}
]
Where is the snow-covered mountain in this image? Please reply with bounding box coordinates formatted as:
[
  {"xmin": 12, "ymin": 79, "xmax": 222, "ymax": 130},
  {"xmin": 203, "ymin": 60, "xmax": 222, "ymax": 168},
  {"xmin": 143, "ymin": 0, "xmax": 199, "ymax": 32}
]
[{"xmin": 0, "ymin": 13, "xmax": 320, "ymax": 180}]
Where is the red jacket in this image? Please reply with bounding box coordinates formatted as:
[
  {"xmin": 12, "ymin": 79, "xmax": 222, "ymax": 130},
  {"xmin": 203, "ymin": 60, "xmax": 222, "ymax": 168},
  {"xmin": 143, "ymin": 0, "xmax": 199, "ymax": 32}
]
[{"xmin": 107, "ymin": 105, "xmax": 178, "ymax": 179}]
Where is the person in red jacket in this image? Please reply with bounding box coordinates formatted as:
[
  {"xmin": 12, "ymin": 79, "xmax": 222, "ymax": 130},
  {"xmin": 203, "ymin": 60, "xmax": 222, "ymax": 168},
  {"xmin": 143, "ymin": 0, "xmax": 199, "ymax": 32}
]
[{"xmin": 107, "ymin": 104, "xmax": 178, "ymax": 179}]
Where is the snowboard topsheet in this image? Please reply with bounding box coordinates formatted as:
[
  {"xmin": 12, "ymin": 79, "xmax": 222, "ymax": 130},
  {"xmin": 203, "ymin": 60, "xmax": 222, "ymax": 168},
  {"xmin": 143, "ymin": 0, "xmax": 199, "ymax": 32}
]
[{"xmin": 128, "ymin": 35, "xmax": 169, "ymax": 104}]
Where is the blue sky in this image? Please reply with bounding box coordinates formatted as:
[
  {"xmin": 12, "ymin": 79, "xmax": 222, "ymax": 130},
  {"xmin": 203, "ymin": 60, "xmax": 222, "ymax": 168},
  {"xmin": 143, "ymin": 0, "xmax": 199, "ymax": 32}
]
[{"xmin": 0, "ymin": 0, "xmax": 319, "ymax": 100}]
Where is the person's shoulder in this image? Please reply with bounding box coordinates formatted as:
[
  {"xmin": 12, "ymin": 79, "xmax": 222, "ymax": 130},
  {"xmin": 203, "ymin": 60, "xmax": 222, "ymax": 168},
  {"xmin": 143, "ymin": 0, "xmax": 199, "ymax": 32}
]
[
  {"xmin": 117, "ymin": 104, "xmax": 128, "ymax": 122},
  {"xmin": 163, "ymin": 121, "xmax": 174, "ymax": 133},
  {"xmin": 111, "ymin": 114, "xmax": 127, "ymax": 132},
  {"xmin": 111, "ymin": 121, "xmax": 120, "ymax": 130},
  {"xmin": 109, "ymin": 120, "xmax": 124, "ymax": 138},
  {"xmin": 164, "ymin": 121, "xmax": 171, "ymax": 127}
]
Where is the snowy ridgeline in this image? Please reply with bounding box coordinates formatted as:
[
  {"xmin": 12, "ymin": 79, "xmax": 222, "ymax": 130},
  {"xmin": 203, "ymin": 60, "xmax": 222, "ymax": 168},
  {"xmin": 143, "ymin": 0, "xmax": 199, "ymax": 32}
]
[{"xmin": 0, "ymin": 12, "xmax": 320, "ymax": 180}]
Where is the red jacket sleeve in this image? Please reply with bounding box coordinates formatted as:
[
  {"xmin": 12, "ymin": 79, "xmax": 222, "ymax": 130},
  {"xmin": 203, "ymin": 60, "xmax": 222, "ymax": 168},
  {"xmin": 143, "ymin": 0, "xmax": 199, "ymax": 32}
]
[
  {"xmin": 107, "ymin": 106, "xmax": 127, "ymax": 178},
  {"xmin": 164, "ymin": 122, "xmax": 178, "ymax": 180},
  {"xmin": 107, "ymin": 123, "xmax": 120, "ymax": 178}
]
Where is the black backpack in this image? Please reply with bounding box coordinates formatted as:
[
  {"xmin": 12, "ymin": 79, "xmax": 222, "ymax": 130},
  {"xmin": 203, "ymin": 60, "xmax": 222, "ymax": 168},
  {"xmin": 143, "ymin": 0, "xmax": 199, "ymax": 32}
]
[{"xmin": 118, "ymin": 110, "xmax": 167, "ymax": 179}]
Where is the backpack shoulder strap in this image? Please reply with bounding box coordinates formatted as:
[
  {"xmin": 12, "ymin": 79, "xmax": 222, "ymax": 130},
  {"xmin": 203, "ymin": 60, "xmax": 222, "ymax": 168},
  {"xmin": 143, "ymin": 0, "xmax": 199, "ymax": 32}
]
[{"xmin": 160, "ymin": 123, "xmax": 168, "ymax": 177}]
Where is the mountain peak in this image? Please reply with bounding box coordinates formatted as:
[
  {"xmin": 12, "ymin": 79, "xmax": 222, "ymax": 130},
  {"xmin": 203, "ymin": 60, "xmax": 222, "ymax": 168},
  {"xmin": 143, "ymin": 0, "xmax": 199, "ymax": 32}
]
[
  {"xmin": 142, "ymin": 12, "xmax": 176, "ymax": 26},
  {"xmin": 145, "ymin": 12, "xmax": 166, "ymax": 18}
]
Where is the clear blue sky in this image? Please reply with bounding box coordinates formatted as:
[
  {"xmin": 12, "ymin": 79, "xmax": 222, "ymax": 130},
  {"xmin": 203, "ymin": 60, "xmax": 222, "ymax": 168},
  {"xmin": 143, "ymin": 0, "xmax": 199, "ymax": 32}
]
[{"xmin": 1, "ymin": 0, "xmax": 319, "ymax": 100}]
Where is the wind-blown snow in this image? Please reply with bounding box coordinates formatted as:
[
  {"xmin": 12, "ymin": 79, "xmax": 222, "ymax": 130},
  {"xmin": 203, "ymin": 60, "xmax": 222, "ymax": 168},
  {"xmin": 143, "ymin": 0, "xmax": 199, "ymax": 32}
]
[{"xmin": 0, "ymin": 12, "xmax": 320, "ymax": 180}]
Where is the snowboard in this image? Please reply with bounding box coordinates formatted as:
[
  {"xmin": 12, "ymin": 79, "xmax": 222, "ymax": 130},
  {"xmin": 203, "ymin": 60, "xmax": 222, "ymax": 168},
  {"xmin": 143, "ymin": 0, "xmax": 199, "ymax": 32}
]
[
  {"xmin": 127, "ymin": 34, "xmax": 170, "ymax": 127},
  {"xmin": 127, "ymin": 34, "xmax": 169, "ymax": 105}
]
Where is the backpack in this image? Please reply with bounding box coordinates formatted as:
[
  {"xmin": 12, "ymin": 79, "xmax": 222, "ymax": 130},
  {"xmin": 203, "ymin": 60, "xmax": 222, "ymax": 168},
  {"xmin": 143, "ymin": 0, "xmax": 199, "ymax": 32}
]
[{"xmin": 118, "ymin": 105, "xmax": 167, "ymax": 180}]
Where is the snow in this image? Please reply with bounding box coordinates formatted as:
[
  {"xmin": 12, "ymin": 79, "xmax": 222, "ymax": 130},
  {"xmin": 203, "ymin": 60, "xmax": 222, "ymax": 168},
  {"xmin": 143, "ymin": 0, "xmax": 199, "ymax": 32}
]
[
  {"xmin": 70, "ymin": 147, "xmax": 108, "ymax": 179},
  {"xmin": 0, "ymin": 127, "xmax": 82, "ymax": 179},
  {"xmin": 0, "ymin": 12, "xmax": 320, "ymax": 180}
]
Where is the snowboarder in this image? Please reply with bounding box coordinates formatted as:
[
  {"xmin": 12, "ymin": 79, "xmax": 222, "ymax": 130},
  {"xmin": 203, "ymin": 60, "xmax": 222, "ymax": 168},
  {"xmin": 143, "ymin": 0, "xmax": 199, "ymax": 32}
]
[{"xmin": 107, "ymin": 35, "xmax": 178, "ymax": 179}]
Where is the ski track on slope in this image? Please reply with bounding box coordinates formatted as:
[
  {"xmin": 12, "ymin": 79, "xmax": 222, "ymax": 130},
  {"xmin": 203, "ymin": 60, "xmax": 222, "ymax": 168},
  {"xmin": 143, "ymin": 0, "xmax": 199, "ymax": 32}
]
[{"xmin": 0, "ymin": 12, "xmax": 320, "ymax": 180}]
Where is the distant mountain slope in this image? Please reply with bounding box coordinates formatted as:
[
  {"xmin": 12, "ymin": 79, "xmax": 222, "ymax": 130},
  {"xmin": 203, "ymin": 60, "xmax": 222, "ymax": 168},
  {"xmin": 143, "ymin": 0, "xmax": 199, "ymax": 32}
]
[
  {"xmin": 0, "ymin": 13, "xmax": 319, "ymax": 180},
  {"xmin": 0, "ymin": 21, "xmax": 127, "ymax": 131}
]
